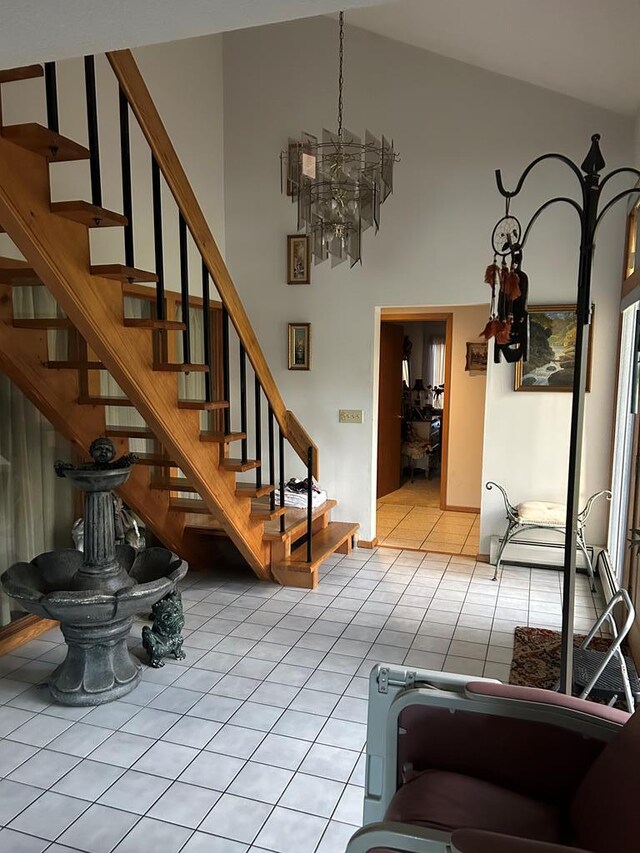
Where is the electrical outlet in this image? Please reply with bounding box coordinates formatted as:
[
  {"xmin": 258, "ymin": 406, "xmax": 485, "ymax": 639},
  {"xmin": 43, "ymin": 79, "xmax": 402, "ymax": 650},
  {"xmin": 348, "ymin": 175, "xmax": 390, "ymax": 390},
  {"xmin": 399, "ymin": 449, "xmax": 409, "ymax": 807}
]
[{"xmin": 339, "ymin": 409, "xmax": 364, "ymax": 424}]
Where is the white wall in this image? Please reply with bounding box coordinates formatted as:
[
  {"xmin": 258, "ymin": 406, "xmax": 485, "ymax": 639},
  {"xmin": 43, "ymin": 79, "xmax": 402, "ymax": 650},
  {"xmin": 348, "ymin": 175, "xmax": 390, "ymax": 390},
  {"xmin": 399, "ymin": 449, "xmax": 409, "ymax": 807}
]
[
  {"xmin": 0, "ymin": 33, "xmax": 225, "ymax": 293},
  {"xmin": 222, "ymin": 16, "xmax": 632, "ymax": 545}
]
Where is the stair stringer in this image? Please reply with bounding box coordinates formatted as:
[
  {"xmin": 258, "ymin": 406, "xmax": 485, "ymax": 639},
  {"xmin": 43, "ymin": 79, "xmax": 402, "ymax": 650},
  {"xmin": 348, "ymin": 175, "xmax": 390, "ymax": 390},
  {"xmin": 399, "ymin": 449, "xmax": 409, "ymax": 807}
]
[
  {"xmin": 0, "ymin": 285, "xmax": 214, "ymax": 569},
  {"xmin": 0, "ymin": 136, "xmax": 270, "ymax": 579}
]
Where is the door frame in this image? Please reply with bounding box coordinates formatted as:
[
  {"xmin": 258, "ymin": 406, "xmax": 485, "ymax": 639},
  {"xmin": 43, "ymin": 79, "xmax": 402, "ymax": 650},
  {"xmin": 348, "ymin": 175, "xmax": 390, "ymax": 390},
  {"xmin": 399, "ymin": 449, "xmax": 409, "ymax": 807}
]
[{"xmin": 377, "ymin": 310, "xmax": 453, "ymax": 511}]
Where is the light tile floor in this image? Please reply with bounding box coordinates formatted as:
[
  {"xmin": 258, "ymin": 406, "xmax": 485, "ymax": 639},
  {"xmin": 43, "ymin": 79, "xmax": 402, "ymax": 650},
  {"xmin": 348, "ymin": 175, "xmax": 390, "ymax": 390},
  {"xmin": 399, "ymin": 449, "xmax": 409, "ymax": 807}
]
[
  {"xmin": 377, "ymin": 480, "xmax": 479, "ymax": 553},
  {"xmin": 0, "ymin": 549, "xmax": 604, "ymax": 853}
]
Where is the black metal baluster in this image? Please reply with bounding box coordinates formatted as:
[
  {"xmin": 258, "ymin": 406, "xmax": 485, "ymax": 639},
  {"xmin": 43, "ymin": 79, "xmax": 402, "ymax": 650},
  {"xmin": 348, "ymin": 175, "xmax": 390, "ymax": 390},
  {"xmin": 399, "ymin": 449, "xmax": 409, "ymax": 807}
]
[
  {"xmin": 178, "ymin": 214, "xmax": 191, "ymax": 364},
  {"xmin": 202, "ymin": 261, "xmax": 212, "ymax": 403},
  {"xmin": 307, "ymin": 446, "xmax": 313, "ymax": 563},
  {"xmin": 240, "ymin": 344, "xmax": 247, "ymax": 463},
  {"xmin": 118, "ymin": 88, "xmax": 134, "ymax": 268},
  {"xmin": 254, "ymin": 377, "xmax": 262, "ymax": 489},
  {"xmin": 279, "ymin": 428, "xmax": 285, "ymax": 534},
  {"xmin": 222, "ymin": 308, "xmax": 231, "ymax": 433},
  {"xmin": 44, "ymin": 62, "xmax": 59, "ymax": 133},
  {"xmin": 268, "ymin": 405, "xmax": 276, "ymax": 512},
  {"xmin": 151, "ymin": 157, "xmax": 165, "ymax": 321},
  {"xmin": 83, "ymin": 56, "xmax": 102, "ymax": 207}
]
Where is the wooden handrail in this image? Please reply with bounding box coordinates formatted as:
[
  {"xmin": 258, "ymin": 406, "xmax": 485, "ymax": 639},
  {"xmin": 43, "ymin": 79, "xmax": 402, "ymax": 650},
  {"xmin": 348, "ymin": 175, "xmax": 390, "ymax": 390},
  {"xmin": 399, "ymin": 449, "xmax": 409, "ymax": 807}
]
[{"xmin": 106, "ymin": 49, "xmax": 318, "ymax": 477}]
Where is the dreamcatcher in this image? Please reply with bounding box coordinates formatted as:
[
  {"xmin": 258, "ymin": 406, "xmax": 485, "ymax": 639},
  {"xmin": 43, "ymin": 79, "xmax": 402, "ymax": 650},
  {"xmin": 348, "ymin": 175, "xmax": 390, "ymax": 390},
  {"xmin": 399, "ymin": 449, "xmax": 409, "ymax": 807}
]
[{"xmin": 481, "ymin": 205, "xmax": 529, "ymax": 363}]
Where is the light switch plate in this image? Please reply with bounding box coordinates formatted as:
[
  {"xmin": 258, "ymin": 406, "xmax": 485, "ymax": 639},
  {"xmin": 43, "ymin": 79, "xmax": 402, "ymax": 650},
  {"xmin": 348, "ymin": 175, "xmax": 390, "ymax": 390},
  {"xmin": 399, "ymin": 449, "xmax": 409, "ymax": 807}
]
[{"xmin": 339, "ymin": 409, "xmax": 364, "ymax": 424}]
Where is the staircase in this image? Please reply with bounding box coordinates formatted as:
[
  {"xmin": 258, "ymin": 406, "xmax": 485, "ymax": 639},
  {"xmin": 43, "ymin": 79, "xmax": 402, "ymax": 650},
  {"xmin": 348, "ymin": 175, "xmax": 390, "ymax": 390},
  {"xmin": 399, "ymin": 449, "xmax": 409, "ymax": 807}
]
[{"xmin": 0, "ymin": 53, "xmax": 358, "ymax": 589}]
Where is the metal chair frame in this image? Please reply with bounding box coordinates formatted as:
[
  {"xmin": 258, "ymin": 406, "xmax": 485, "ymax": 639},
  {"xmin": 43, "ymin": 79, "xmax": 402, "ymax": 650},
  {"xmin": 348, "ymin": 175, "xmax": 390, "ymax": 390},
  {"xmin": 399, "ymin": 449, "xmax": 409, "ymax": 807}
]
[{"xmin": 486, "ymin": 482, "xmax": 611, "ymax": 590}]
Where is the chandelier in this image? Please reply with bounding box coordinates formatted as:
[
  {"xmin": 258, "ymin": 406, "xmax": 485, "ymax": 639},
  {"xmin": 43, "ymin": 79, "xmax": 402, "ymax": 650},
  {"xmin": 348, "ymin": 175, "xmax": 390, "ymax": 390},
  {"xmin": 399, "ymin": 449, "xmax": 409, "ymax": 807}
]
[{"xmin": 280, "ymin": 11, "xmax": 398, "ymax": 267}]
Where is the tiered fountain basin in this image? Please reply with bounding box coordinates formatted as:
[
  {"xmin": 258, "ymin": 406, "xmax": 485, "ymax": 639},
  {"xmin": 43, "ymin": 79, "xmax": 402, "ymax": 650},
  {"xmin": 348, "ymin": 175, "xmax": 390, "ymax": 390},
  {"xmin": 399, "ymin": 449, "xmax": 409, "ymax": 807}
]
[{"xmin": 1, "ymin": 438, "xmax": 188, "ymax": 706}]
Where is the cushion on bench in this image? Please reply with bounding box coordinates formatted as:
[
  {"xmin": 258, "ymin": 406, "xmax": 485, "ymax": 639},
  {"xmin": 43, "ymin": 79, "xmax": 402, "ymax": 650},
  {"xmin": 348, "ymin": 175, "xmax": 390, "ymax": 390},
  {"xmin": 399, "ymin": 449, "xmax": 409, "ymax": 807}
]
[{"xmin": 516, "ymin": 501, "xmax": 566, "ymax": 526}]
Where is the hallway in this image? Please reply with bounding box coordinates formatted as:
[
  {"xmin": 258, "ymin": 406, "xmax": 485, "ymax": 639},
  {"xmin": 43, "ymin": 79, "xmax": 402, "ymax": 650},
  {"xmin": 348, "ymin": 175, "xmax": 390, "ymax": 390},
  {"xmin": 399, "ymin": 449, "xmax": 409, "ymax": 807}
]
[{"xmin": 376, "ymin": 480, "xmax": 479, "ymax": 554}]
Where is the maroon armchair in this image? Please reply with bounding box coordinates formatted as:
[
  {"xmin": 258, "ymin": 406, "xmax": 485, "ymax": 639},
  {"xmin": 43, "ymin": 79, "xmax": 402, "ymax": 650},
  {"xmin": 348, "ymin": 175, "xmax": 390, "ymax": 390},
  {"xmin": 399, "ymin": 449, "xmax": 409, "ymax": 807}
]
[{"xmin": 347, "ymin": 667, "xmax": 637, "ymax": 853}]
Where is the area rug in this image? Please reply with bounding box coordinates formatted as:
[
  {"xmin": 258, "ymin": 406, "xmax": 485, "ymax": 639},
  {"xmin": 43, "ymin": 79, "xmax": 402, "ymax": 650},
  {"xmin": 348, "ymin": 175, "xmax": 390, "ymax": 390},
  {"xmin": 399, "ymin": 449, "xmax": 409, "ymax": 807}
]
[{"xmin": 509, "ymin": 626, "xmax": 611, "ymax": 690}]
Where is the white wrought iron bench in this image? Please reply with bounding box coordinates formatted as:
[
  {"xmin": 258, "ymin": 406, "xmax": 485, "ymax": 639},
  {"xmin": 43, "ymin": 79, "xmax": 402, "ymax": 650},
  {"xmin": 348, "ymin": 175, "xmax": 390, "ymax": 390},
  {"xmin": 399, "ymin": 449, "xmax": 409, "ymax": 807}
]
[{"xmin": 485, "ymin": 481, "xmax": 611, "ymax": 589}]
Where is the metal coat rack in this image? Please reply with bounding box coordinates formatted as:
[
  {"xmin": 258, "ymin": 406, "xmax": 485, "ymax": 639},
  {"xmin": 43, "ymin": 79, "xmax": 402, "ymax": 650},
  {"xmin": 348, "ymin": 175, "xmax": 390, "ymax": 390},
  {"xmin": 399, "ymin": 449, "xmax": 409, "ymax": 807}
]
[{"xmin": 492, "ymin": 134, "xmax": 640, "ymax": 694}]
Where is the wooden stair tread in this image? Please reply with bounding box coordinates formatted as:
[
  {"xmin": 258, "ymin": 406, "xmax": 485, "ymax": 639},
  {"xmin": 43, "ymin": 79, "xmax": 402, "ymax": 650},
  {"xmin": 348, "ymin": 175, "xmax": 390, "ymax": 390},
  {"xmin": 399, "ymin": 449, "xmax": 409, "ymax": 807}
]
[
  {"xmin": 151, "ymin": 478, "xmax": 197, "ymax": 492},
  {"xmin": 220, "ymin": 458, "xmax": 261, "ymax": 472},
  {"xmin": 200, "ymin": 431, "xmax": 246, "ymax": 444},
  {"xmin": 250, "ymin": 502, "xmax": 286, "ymax": 521},
  {"xmin": 91, "ymin": 264, "xmax": 158, "ymax": 283},
  {"xmin": 79, "ymin": 395, "xmax": 135, "ymax": 407},
  {"xmin": 169, "ymin": 497, "xmax": 208, "ymax": 514},
  {"xmin": 280, "ymin": 522, "xmax": 359, "ymax": 572},
  {"xmin": 263, "ymin": 499, "xmax": 338, "ymax": 542},
  {"xmin": 154, "ymin": 363, "xmax": 210, "ymax": 373},
  {"xmin": 0, "ymin": 64, "xmax": 43, "ymax": 84},
  {"xmin": 105, "ymin": 426, "xmax": 155, "ymax": 440},
  {"xmin": 123, "ymin": 318, "xmax": 185, "ymax": 330},
  {"xmin": 236, "ymin": 482, "xmax": 274, "ymax": 499},
  {"xmin": 2, "ymin": 124, "xmax": 90, "ymax": 162},
  {"xmin": 0, "ymin": 257, "xmax": 41, "ymax": 285},
  {"xmin": 178, "ymin": 399, "xmax": 229, "ymax": 411},
  {"xmin": 51, "ymin": 201, "xmax": 127, "ymax": 228},
  {"xmin": 184, "ymin": 514, "xmax": 226, "ymax": 535},
  {"xmin": 13, "ymin": 318, "xmax": 70, "ymax": 329},
  {"xmin": 46, "ymin": 361, "xmax": 104, "ymax": 369},
  {"xmin": 133, "ymin": 452, "xmax": 175, "ymax": 466}
]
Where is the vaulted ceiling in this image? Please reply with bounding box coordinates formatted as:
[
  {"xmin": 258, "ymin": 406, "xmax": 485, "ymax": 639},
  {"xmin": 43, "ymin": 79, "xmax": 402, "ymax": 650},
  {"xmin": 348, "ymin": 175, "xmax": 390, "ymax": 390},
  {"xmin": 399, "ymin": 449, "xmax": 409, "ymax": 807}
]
[{"xmin": 348, "ymin": 0, "xmax": 640, "ymax": 116}]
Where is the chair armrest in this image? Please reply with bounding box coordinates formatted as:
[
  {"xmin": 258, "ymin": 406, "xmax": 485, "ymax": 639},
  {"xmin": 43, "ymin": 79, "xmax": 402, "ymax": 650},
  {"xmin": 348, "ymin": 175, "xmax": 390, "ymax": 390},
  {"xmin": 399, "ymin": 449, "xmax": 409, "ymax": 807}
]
[
  {"xmin": 451, "ymin": 829, "xmax": 592, "ymax": 853},
  {"xmin": 346, "ymin": 821, "xmax": 449, "ymax": 853},
  {"xmin": 465, "ymin": 681, "xmax": 630, "ymax": 727}
]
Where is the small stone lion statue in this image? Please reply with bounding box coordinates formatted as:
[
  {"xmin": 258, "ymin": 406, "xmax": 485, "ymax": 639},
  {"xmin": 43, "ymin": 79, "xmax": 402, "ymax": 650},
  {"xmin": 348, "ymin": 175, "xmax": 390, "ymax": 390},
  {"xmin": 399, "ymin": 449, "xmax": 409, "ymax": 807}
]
[{"xmin": 142, "ymin": 590, "xmax": 186, "ymax": 668}]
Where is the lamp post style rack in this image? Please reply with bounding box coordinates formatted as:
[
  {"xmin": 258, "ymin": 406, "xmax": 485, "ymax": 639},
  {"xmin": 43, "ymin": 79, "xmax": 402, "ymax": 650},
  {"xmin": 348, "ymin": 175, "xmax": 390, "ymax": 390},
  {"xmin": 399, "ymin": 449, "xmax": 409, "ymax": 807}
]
[{"xmin": 493, "ymin": 134, "xmax": 640, "ymax": 694}]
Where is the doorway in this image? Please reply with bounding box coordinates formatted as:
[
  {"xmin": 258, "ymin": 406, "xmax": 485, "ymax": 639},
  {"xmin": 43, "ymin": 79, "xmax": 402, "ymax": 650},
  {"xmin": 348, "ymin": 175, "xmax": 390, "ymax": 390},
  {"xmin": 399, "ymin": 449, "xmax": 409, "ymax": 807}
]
[{"xmin": 375, "ymin": 308, "xmax": 487, "ymax": 556}]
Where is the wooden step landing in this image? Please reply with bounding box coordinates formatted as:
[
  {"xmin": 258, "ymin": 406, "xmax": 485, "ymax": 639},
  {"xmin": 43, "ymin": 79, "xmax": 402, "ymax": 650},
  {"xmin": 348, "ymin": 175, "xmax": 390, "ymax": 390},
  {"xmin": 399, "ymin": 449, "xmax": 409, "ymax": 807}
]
[
  {"xmin": 250, "ymin": 501, "xmax": 286, "ymax": 522},
  {"xmin": 263, "ymin": 500, "xmax": 338, "ymax": 543},
  {"xmin": 220, "ymin": 458, "xmax": 261, "ymax": 473},
  {"xmin": 2, "ymin": 124, "xmax": 90, "ymax": 162},
  {"xmin": 0, "ymin": 64, "xmax": 43, "ymax": 84},
  {"xmin": 200, "ymin": 430, "xmax": 246, "ymax": 444},
  {"xmin": 273, "ymin": 521, "xmax": 359, "ymax": 589},
  {"xmin": 184, "ymin": 514, "xmax": 226, "ymax": 535},
  {"xmin": 51, "ymin": 201, "xmax": 127, "ymax": 228},
  {"xmin": 91, "ymin": 264, "xmax": 158, "ymax": 283},
  {"xmin": 236, "ymin": 482, "xmax": 274, "ymax": 499},
  {"xmin": 123, "ymin": 318, "xmax": 185, "ymax": 331}
]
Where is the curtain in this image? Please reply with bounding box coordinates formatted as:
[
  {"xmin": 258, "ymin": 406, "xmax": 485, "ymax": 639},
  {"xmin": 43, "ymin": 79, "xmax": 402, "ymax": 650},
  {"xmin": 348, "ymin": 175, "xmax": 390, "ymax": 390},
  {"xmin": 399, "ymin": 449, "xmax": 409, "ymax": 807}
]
[
  {"xmin": 425, "ymin": 336, "xmax": 446, "ymax": 388},
  {"xmin": 0, "ymin": 287, "xmax": 73, "ymax": 627}
]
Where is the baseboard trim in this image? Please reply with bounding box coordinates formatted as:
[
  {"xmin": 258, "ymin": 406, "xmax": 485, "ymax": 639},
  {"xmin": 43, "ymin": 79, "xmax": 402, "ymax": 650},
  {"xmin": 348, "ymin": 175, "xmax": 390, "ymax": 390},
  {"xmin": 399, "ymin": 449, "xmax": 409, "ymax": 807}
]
[
  {"xmin": 357, "ymin": 537, "xmax": 378, "ymax": 549},
  {"xmin": 444, "ymin": 504, "xmax": 480, "ymax": 514}
]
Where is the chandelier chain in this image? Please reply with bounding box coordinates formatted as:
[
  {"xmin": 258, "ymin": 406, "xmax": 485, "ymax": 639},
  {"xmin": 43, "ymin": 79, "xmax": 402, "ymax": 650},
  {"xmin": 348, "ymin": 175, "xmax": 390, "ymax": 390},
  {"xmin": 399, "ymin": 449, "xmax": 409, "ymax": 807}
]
[{"xmin": 337, "ymin": 11, "xmax": 344, "ymax": 139}]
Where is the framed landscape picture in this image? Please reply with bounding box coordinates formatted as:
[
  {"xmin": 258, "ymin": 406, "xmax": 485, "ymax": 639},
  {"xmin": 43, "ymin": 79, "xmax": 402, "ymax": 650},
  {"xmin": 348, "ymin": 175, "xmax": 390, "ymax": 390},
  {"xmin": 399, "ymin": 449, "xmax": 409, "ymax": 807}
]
[
  {"xmin": 465, "ymin": 341, "xmax": 488, "ymax": 372},
  {"xmin": 288, "ymin": 322, "xmax": 311, "ymax": 370},
  {"xmin": 514, "ymin": 304, "xmax": 594, "ymax": 392},
  {"xmin": 287, "ymin": 235, "xmax": 311, "ymax": 285}
]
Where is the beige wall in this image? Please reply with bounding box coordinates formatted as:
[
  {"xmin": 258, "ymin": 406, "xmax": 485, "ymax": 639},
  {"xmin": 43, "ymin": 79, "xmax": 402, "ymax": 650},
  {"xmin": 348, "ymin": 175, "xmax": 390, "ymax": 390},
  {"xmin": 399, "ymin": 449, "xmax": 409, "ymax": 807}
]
[{"xmin": 447, "ymin": 305, "xmax": 488, "ymax": 511}]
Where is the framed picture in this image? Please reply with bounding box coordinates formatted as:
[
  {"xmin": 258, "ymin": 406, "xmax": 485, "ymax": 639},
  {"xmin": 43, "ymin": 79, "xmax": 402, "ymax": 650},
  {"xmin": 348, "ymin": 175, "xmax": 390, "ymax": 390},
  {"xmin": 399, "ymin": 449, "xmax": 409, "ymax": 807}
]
[
  {"xmin": 288, "ymin": 323, "xmax": 311, "ymax": 370},
  {"xmin": 287, "ymin": 235, "xmax": 311, "ymax": 285},
  {"xmin": 465, "ymin": 341, "xmax": 488, "ymax": 372},
  {"xmin": 514, "ymin": 304, "xmax": 594, "ymax": 392}
]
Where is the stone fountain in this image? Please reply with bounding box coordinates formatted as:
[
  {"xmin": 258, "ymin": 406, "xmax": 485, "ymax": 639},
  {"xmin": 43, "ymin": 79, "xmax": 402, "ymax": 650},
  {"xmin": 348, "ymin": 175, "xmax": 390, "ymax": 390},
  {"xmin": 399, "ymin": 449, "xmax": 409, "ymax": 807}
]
[{"xmin": 1, "ymin": 437, "xmax": 187, "ymax": 706}]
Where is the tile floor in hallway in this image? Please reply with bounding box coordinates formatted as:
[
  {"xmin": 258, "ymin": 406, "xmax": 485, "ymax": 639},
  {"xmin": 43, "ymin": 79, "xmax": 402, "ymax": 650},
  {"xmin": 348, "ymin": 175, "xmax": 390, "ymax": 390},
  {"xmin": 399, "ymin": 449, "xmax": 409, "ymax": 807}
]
[
  {"xmin": 0, "ymin": 548, "xmax": 604, "ymax": 853},
  {"xmin": 377, "ymin": 480, "xmax": 480, "ymax": 553}
]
